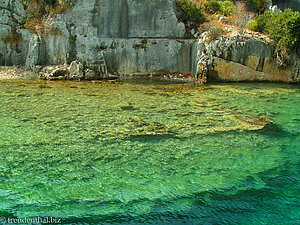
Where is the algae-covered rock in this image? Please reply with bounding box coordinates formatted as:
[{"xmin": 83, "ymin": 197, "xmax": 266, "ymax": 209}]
[
  {"xmin": 234, "ymin": 115, "xmax": 273, "ymax": 128},
  {"xmin": 120, "ymin": 105, "xmax": 134, "ymax": 110}
]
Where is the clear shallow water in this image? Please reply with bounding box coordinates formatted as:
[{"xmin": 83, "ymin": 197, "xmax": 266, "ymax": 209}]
[{"xmin": 0, "ymin": 79, "xmax": 299, "ymax": 224}]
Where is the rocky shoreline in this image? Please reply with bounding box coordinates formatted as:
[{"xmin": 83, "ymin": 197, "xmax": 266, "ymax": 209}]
[
  {"xmin": 0, "ymin": 66, "xmax": 38, "ymax": 79},
  {"xmin": 0, "ymin": 65, "xmax": 195, "ymax": 82},
  {"xmin": 1, "ymin": 0, "xmax": 299, "ymax": 84}
]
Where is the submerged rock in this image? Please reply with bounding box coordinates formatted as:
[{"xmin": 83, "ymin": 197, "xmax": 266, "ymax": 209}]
[
  {"xmin": 124, "ymin": 118, "xmax": 173, "ymax": 137},
  {"xmin": 234, "ymin": 115, "xmax": 273, "ymax": 127},
  {"xmin": 120, "ymin": 105, "xmax": 134, "ymax": 110}
]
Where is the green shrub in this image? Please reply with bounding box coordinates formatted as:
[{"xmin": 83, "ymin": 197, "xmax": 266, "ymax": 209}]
[
  {"xmin": 249, "ymin": 10, "xmax": 273, "ymax": 32},
  {"xmin": 249, "ymin": 8, "xmax": 300, "ymax": 64},
  {"xmin": 207, "ymin": 27, "xmax": 226, "ymax": 43},
  {"xmin": 249, "ymin": 9, "xmax": 300, "ymax": 50},
  {"xmin": 204, "ymin": 0, "xmax": 221, "ymax": 14},
  {"xmin": 219, "ymin": 1, "xmax": 235, "ymax": 16},
  {"xmin": 176, "ymin": 0, "xmax": 206, "ymax": 28},
  {"xmin": 246, "ymin": 0, "xmax": 269, "ymax": 14},
  {"xmin": 204, "ymin": 0, "xmax": 235, "ymax": 16},
  {"xmin": 266, "ymin": 9, "xmax": 299, "ymax": 50},
  {"xmin": 176, "ymin": 0, "xmax": 235, "ymax": 30},
  {"xmin": 247, "ymin": 19, "xmax": 259, "ymax": 31},
  {"xmin": 69, "ymin": 35, "xmax": 76, "ymax": 44}
]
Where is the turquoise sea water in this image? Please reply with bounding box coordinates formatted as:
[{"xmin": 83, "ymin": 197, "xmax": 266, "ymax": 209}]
[{"xmin": 0, "ymin": 79, "xmax": 299, "ymax": 224}]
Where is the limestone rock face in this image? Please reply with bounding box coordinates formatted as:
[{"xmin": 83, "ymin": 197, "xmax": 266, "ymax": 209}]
[
  {"xmin": 25, "ymin": 36, "xmax": 40, "ymax": 71},
  {"xmin": 1, "ymin": 0, "xmax": 194, "ymax": 77},
  {"xmin": 1, "ymin": 0, "xmax": 299, "ymax": 83},
  {"xmin": 65, "ymin": 0, "xmax": 185, "ymax": 38},
  {"xmin": 47, "ymin": 0, "xmax": 190, "ymax": 76},
  {"xmin": 195, "ymin": 33, "xmax": 300, "ymax": 83},
  {"xmin": 0, "ymin": 0, "xmax": 25, "ymax": 18},
  {"xmin": 0, "ymin": 0, "xmax": 32, "ymax": 65},
  {"xmin": 36, "ymin": 3, "xmax": 194, "ymax": 76},
  {"xmin": 76, "ymin": 38, "xmax": 195, "ymax": 76}
]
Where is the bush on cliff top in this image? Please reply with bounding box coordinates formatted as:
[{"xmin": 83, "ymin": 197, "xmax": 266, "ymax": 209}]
[
  {"xmin": 204, "ymin": 0, "xmax": 235, "ymax": 16},
  {"xmin": 176, "ymin": 0, "xmax": 235, "ymax": 32},
  {"xmin": 176, "ymin": 0, "xmax": 206, "ymax": 30},
  {"xmin": 249, "ymin": 9, "xmax": 300, "ymax": 53},
  {"xmin": 246, "ymin": 0, "xmax": 269, "ymax": 14}
]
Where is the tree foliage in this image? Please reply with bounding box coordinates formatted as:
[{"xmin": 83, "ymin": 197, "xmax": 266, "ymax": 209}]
[
  {"xmin": 249, "ymin": 9, "xmax": 300, "ymax": 51},
  {"xmin": 204, "ymin": 0, "xmax": 235, "ymax": 16},
  {"xmin": 176, "ymin": 0, "xmax": 236, "ymax": 31},
  {"xmin": 246, "ymin": 0, "xmax": 269, "ymax": 14},
  {"xmin": 176, "ymin": 0, "xmax": 206, "ymax": 29},
  {"xmin": 219, "ymin": 1, "xmax": 235, "ymax": 16}
]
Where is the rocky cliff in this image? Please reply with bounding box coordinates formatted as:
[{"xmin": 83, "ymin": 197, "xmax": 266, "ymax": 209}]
[
  {"xmin": 195, "ymin": 32, "xmax": 300, "ymax": 83},
  {"xmin": 0, "ymin": 0, "xmax": 299, "ymax": 83},
  {"xmin": 1, "ymin": 0, "xmax": 197, "ymax": 78},
  {"xmin": 0, "ymin": 0, "xmax": 30, "ymax": 65}
]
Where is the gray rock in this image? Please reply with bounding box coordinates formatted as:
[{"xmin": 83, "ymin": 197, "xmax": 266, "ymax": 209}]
[
  {"xmin": 0, "ymin": 0, "xmax": 32, "ymax": 66},
  {"xmin": 194, "ymin": 32, "xmax": 300, "ymax": 83},
  {"xmin": 1, "ymin": 0, "xmax": 298, "ymax": 84},
  {"xmin": 33, "ymin": 65, "xmax": 43, "ymax": 73},
  {"xmin": 0, "ymin": 0, "xmax": 25, "ymax": 16},
  {"xmin": 25, "ymin": 36, "xmax": 40, "ymax": 71},
  {"xmin": 65, "ymin": 0, "xmax": 185, "ymax": 38},
  {"xmin": 75, "ymin": 38, "xmax": 195, "ymax": 76},
  {"xmin": 1, "ymin": 0, "xmax": 192, "ymax": 76},
  {"xmin": 68, "ymin": 61, "xmax": 84, "ymax": 79},
  {"xmin": 84, "ymin": 69, "xmax": 97, "ymax": 80},
  {"xmin": 41, "ymin": 65, "xmax": 69, "ymax": 80}
]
